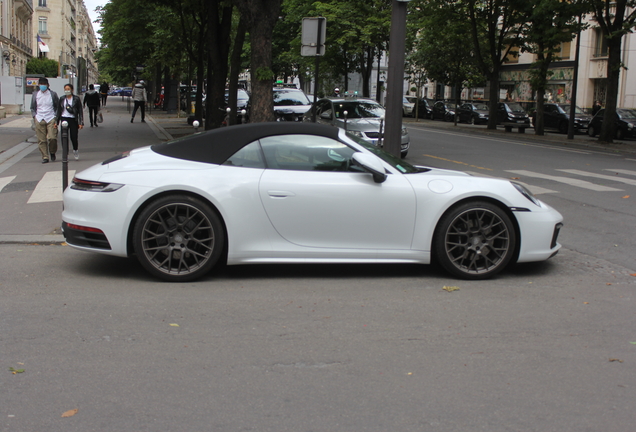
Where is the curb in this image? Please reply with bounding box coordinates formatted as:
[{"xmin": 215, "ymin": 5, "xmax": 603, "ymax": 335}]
[{"xmin": 0, "ymin": 234, "xmax": 66, "ymax": 244}]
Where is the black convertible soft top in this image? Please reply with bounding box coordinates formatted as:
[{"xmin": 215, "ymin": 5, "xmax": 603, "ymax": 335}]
[{"xmin": 152, "ymin": 122, "xmax": 340, "ymax": 165}]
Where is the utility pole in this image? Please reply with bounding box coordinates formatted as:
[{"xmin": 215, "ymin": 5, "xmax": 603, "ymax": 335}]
[{"xmin": 383, "ymin": 0, "xmax": 410, "ymax": 157}]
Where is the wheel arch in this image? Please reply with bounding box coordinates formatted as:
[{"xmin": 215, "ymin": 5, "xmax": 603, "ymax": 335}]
[
  {"xmin": 126, "ymin": 190, "xmax": 229, "ymax": 258},
  {"xmin": 430, "ymin": 196, "xmax": 521, "ymax": 264}
]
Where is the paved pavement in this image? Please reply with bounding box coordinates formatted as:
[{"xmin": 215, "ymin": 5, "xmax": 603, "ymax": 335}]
[{"xmin": 1, "ymin": 101, "xmax": 635, "ymax": 245}]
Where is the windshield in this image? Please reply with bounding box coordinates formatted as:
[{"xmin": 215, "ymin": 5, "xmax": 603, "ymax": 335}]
[
  {"xmin": 334, "ymin": 101, "xmax": 385, "ymax": 119},
  {"xmin": 344, "ymin": 132, "xmax": 421, "ymax": 174},
  {"xmin": 273, "ymin": 90, "xmax": 310, "ymax": 106},
  {"xmin": 560, "ymin": 104, "xmax": 585, "ymax": 114},
  {"xmin": 473, "ymin": 103, "xmax": 488, "ymax": 110},
  {"xmin": 225, "ymin": 89, "xmax": 249, "ymax": 102},
  {"xmin": 617, "ymin": 109, "xmax": 636, "ymax": 119},
  {"xmin": 505, "ymin": 103, "xmax": 526, "ymax": 113}
]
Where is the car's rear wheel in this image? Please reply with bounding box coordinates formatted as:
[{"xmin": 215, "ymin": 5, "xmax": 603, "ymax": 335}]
[
  {"xmin": 588, "ymin": 124, "xmax": 596, "ymax": 137},
  {"xmin": 558, "ymin": 121, "xmax": 568, "ymax": 134},
  {"xmin": 133, "ymin": 195, "xmax": 225, "ymax": 282},
  {"xmin": 616, "ymin": 127, "xmax": 625, "ymax": 140},
  {"xmin": 434, "ymin": 201, "xmax": 517, "ymax": 280},
  {"xmin": 470, "ymin": 116, "xmax": 476, "ymax": 125}
]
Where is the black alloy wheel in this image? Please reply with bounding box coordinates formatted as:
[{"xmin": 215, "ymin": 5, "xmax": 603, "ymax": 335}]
[
  {"xmin": 434, "ymin": 201, "xmax": 517, "ymax": 280},
  {"xmin": 133, "ymin": 195, "xmax": 225, "ymax": 282}
]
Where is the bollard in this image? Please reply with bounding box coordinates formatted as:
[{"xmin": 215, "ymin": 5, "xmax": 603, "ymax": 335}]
[
  {"xmin": 61, "ymin": 121, "xmax": 69, "ymax": 191},
  {"xmin": 378, "ymin": 116, "xmax": 385, "ymax": 149},
  {"xmin": 343, "ymin": 110, "xmax": 348, "ymax": 132},
  {"xmin": 192, "ymin": 120, "xmax": 200, "ymax": 133},
  {"xmin": 225, "ymin": 107, "xmax": 231, "ymax": 126},
  {"xmin": 241, "ymin": 109, "xmax": 247, "ymax": 124}
]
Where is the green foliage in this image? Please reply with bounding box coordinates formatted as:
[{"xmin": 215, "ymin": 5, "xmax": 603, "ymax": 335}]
[
  {"xmin": 254, "ymin": 67, "xmax": 275, "ymax": 82},
  {"xmin": 25, "ymin": 58, "xmax": 59, "ymax": 77}
]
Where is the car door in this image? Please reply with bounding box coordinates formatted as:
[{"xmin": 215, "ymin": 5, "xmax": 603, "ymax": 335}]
[
  {"xmin": 258, "ymin": 134, "xmax": 417, "ymax": 250},
  {"xmin": 315, "ymin": 100, "xmax": 334, "ymax": 126}
]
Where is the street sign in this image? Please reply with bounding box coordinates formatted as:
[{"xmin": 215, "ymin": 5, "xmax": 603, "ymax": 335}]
[{"xmin": 301, "ymin": 17, "xmax": 326, "ymax": 57}]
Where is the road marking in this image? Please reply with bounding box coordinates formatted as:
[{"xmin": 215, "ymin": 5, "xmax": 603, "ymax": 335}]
[
  {"xmin": 0, "ymin": 117, "xmax": 32, "ymax": 128},
  {"xmin": 422, "ymin": 154, "xmax": 493, "ymax": 171},
  {"xmin": 557, "ymin": 169, "xmax": 636, "ymax": 186},
  {"xmin": 604, "ymin": 169, "xmax": 636, "ymax": 177},
  {"xmin": 0, "ymin": 176, "xmax": 16, "ymax": 192},
  {"xmin": 506, "ymin": 170, "xmax": 623, "ymax": 192},
  {"xmin": 465, "ymin": 171, "xmax": 557, "ymax": 195},
  {"xmin": 27, "ymin": 170, "xmax": 76, "ymax": 204}
]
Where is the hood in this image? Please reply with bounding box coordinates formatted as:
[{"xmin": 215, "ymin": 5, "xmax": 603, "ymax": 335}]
[{"xmin": 336, "ymin": 117, "xmax": 384, "ymax": 133}]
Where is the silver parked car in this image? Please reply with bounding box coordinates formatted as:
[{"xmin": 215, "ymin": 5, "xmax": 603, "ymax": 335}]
[{"xmin": 304, "ymin": 98, "xmax": 410, "ymax": 158}]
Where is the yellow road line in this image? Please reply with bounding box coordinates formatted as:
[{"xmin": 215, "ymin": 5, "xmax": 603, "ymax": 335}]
[{"xmin": 422, "ymin": 154, "xmax": 493, "ymax": 171}]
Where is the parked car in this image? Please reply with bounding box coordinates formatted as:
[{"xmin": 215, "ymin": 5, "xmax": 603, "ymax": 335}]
[
  {"xmin": 412, "ymin": 98, "xmax": 434, "ymax": 119},
  {"xmin": 587, "ymin": 108, "xmax": 636, "ymax": 140},
  {"xmin": 225, "ymin": 88, "xmax": 250, "ymax": 123},
  {"xmin": 304, "ymin": 97, "xmax": 410, "ymax": 158},
  {"xmin": 272, "ymin": 87, "xmax": 312, "ymax": 121},
  {"xmin": 497, "ymin": 102, "xmax": 530, "ymax": 125},
  {"xmin": 533, "ymin": 103, "xmax": 591, "ymax": 134},
  {"xmin": 62, "ymin": 122, "xmax": 562, "ymax": 282},
  {"xmin": 403, "ymin": 97, "xmax": 416, "ymax": 117},
  {"xmin": 458, "ymin": 103, "xmax": 489, "ymax": 125},
  {"xmin": 431, "ymin": 101, "xmax": 457, "ymax": 122}
]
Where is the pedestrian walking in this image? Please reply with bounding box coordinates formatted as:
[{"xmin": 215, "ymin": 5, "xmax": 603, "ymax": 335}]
[
  {"xmin": 30, "ymin": 77, "xmax": 60, "ymax": 164},
  {"xmin": 592, "ymin": 100, "xmax": 602, "ymax": 116},
  {"xmin": 100, "ymin": 82, "xmax": 110, "ymax": 107},
  {"xmin": 83, "ymin": 84, "xmax": 101, "ymax": 127},
  {"xmin": 130, "ymin": 81, "xmax": 147, "ymax": 123},
  {"xmin": 56, "ymin": 83, "xmax": 84, "ymax": 160}
]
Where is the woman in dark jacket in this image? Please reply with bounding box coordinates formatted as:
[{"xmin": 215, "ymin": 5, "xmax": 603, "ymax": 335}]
[{"xmin": 56, "ymin": 83, "xmax": 84, "ymax": 160}]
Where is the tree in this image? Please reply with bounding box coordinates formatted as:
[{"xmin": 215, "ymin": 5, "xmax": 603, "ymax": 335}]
[
  {"xmin": 459, "ymin": 0, "xmax": 528, "ymax": 129},
  {"xmin": 521, "ymin": 0, "xmax": 588, "ymax": 136},
  {"xmin": 409, "ymin": 3, "xmax": 482, "ymax": 124},
  {"xmin": 585, "ymin": 0, "xmax": 636, "ymax": 142},
  {"xmin": 235, "ymin": 0, "xmax": 283, "ymax": 123},
  {"xmin": 26, "ymin": 58, "xmax": 59, "ymax": 77}
]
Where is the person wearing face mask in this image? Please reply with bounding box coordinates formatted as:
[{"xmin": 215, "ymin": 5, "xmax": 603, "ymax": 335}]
[
  {"xmin": 30, "ymin": 77, "xmax": 60, "ymax": 163},
  {"xmin": 55, "ymin": 83, "xmax": 84, "ymax": 160}
]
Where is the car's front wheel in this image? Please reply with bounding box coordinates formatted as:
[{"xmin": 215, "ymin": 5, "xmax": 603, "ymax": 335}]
[
  {"xmin": 616, "ymin": 127, "xmax": 625, "ymax": 140},
  {"xmin": 588, "ymin": 125, "xmax": 596, "ymax": 137},
  {"xmin": 133, "ymin": 195, "xmax": 225, "ymax": 282},
  {"xmin": 433, "ymin": 201, "xmax": 517, "ymax": 280}
]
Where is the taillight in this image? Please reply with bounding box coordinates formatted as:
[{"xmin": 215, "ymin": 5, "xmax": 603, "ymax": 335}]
[{"xmin": 70, "ymin": 178, "xmax": 124, "ymax": 192}]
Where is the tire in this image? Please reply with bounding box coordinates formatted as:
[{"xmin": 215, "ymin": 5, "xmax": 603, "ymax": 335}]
[
  {"xmin": 558, "ymin": 121, "xmax": 568, "ymax": 134},
  {"xmin": 433, "ymin": 201, "xmax": 517, "ymax": 280},
  {"xmin": 401, "ymin": 150, "xmax": 408, "ymax": 158},
  {"xmin": 588, "ymin": 125, "xmax": 596, "ymax": 137},
  {"xmin": 133, "ymin": 195, "xmax": 225, "ymax": 282},
  {"xmin": 470, "ymin": 116, "xmax": 476, "ymax": 125},
  {"xmin": 616, "ymin": 127, "xmax": 625, "ymax": 140}
]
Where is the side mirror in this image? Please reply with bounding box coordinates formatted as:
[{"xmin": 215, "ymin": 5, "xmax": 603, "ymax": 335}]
[{"xmin": 352, "ymin": 153, "xmax": 387, "ymax": 183}]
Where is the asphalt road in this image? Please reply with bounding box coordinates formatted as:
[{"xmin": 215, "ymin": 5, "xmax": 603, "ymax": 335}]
[{"xmin": 1, "ymin": 243, "xmax": 635, "ymax": 432}]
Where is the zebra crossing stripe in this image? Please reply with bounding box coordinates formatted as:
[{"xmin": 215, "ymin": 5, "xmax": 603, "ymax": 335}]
[
  {"xmin": 506, "ymin": 170, "xmax": 623, "ymax": 192},
  {"xmin": 0, "ymin": 176, "xmax": 16, "ymax": 192},
  {"xmin": 604, "ymin": 169, "xmax": 636, "ymax": 177},
  {"xmin": 557, "ymin": 169, "xmax": 636, "ymax": 186},
  {"xmin": 27, "ymin": 170, "xmax": 76, "ymax": 204}
]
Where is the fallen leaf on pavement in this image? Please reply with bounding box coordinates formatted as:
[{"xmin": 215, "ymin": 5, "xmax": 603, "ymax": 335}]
[
  {"xmin": 609, "ymin": 358, "xmax": 623, "ymax": 363},
  {"xmin": 443, "ymin": 286, "xmax": 460, "ymax": 292},
  {"xmin": 61, "ymin": 409, "xmax": 78, "ymax": 418},
  {"xmin": 9, "ymin": 367, "xmax": 24, "ymax": 374},
  {"xmin": 169, "ymin": 323, "xmax": 179, "ymax": 327},
  {"xmin": 622, "ymin": 195, "xmax": 630, "ymax": 199}
]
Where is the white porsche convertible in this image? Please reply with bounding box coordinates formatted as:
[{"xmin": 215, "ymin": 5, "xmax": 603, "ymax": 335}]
[{"xmin": 62, "ymin": 122, "xmax": 563, "ymax": 282}]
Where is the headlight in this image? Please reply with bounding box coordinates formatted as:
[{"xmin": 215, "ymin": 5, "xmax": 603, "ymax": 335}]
[
  {"xmin": 628, "ymin": 123, "xmax": 634, "ymax": 130},
  {"xmin": 401, "ymin": 127, "xmax": 408, "ymax": 136},
  {"xmin": 512, "ymin": 182, "xmax": 540, "ymax": 207}
]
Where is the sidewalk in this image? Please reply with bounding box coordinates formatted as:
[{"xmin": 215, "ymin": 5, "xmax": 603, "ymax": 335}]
[{"xmin": 0, "ymin": 98, "xmax": 191, "ymax": 244}]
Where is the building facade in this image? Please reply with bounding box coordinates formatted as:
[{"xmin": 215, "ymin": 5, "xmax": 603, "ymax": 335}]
[
  {"xmin": 33, "ymin": 0, "xmax": 98, "ymax": 88},
  {"xmin": 1, "ymin": 0, "xmax": 34, "ymax": 77}
]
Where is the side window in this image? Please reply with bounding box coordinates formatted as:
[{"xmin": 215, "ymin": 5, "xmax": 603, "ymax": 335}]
[
  {"xmin": 260, "ymin": 135, "xmax": 356, "ymax": 172},
  {"xmin": 223, "ymin": 141, "xmax": 265, "ymax": 168}
]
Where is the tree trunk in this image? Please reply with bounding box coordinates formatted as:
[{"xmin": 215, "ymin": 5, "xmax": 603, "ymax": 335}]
[
  {"xmin": 486, "ymin": 69, "xmax": 499, "ymax": 130},
  {"xmin": 206, "ymin": 1, "xmax": 233, "ymax": 130},
  {"xmin": 228, "ymin": 18, "xmax": 247, "ymax": 125},
  {"xmin": 599, "ymin": 36, "xmax": 623, "ymax": 142},
  {"xmin": 236, "ymin": 0, "xmax": 282, "ymax": 123}
]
